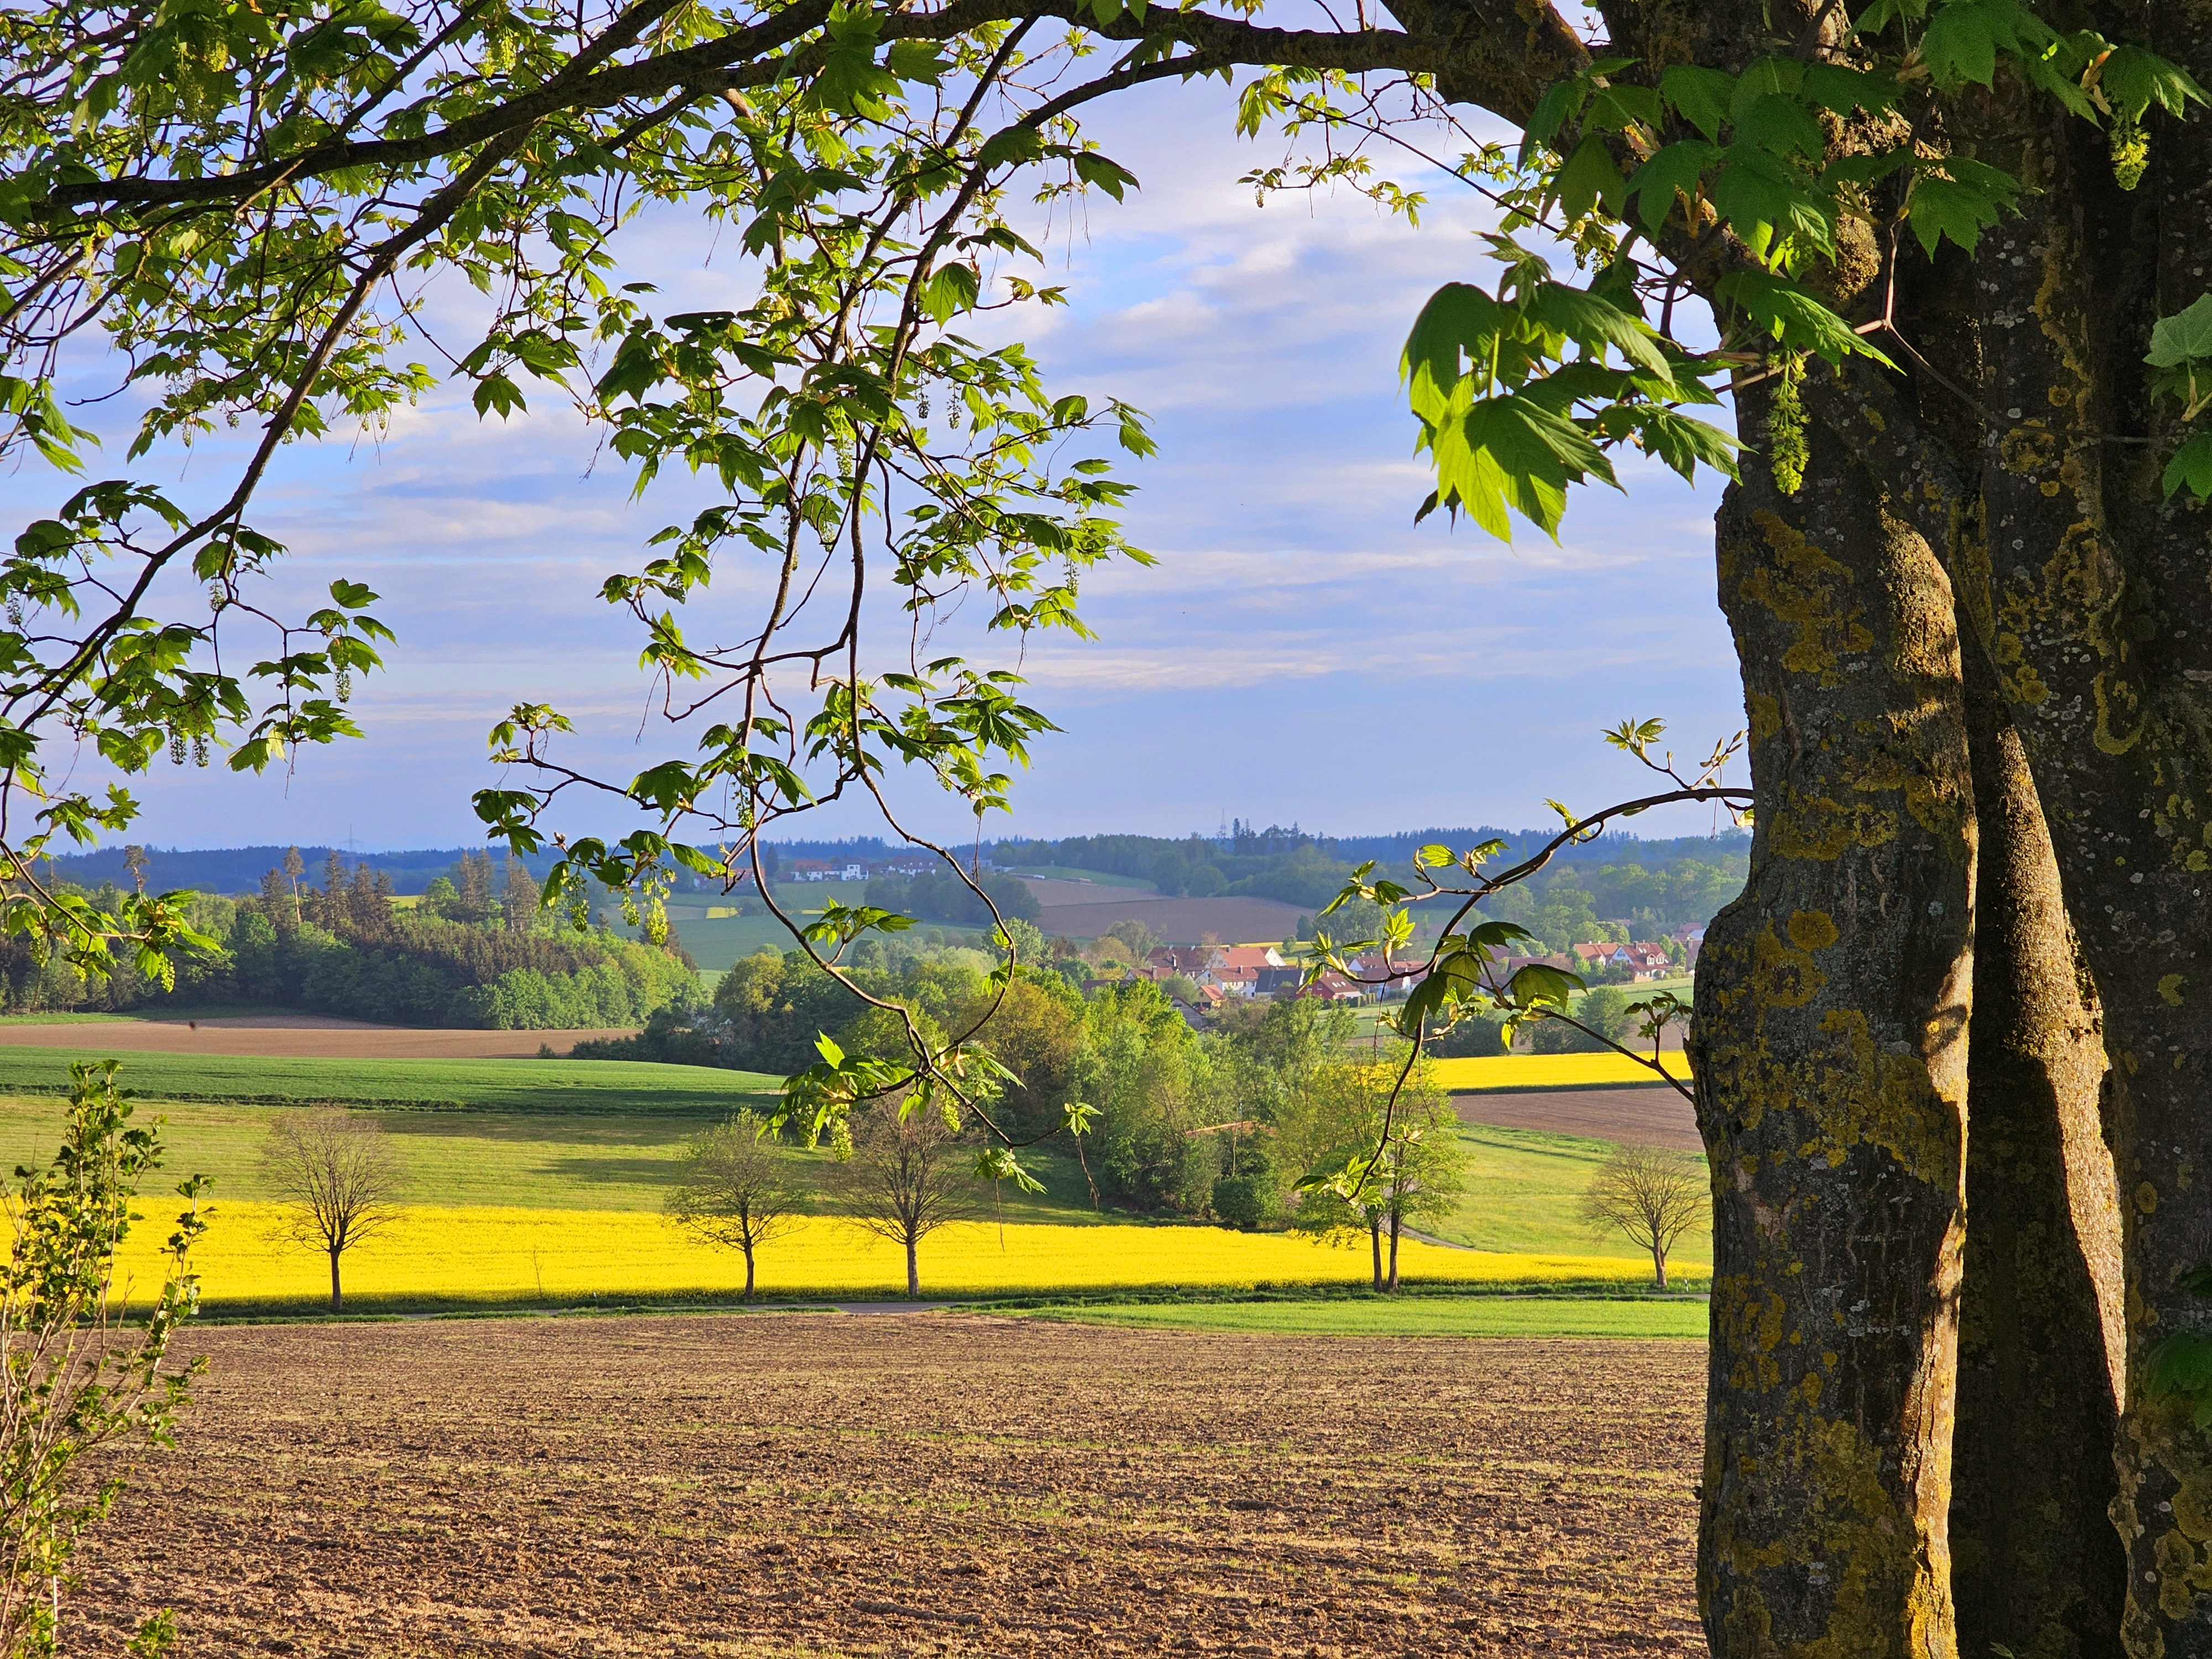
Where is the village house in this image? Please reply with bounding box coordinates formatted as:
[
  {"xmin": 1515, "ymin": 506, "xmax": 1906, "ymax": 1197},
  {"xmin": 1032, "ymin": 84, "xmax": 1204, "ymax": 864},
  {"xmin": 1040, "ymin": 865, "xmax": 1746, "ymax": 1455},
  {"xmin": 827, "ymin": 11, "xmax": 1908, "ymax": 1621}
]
[
  {"xmin": 1198, "ymin": 945, "xmax": 1282, "ymax": 996},
  {"xmin": 1139, "ymin": 944, "xmax": 1285, "ymax": 996},
  {"xmin": 1344, "ymin": 952, "xmax": 1429, "ymax": 998},
  {"xmin": 1297, "ymin": 969, "xmax": 1365, "ymax": 1003}
]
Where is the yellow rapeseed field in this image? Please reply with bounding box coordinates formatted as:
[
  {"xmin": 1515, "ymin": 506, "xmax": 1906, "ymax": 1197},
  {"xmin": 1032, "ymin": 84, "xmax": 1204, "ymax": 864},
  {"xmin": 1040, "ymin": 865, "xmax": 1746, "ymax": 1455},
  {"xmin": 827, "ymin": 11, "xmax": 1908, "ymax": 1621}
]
[
  {"xmin": 1425, "ymin": 1052, "xmax": 1693, "ymax": 1092},
  {"xmin": 108, "ymin": 1202, "xmax": 1666, "ymax": 1311}
]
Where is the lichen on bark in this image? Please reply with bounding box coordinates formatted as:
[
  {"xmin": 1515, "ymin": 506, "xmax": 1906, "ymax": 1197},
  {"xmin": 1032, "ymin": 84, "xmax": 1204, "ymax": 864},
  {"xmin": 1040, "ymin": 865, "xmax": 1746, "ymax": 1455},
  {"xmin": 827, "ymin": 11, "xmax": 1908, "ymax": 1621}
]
[{"xmin": 1694, "ymin": 421, "xmax": 1974, "ymax": 1658}]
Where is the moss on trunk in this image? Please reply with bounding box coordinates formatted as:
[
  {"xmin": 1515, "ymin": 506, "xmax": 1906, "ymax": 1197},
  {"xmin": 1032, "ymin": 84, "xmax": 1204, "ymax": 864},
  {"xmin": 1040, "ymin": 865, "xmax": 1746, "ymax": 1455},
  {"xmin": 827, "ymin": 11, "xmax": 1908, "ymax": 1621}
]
[{"xmin": 1693, "ymin": 433, "xmax": 1975, "ymax": 1658}]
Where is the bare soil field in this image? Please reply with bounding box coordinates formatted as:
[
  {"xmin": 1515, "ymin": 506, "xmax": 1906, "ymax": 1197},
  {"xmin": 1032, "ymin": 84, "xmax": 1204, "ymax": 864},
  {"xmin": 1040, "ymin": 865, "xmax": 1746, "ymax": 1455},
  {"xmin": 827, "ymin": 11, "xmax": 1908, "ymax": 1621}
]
[
  {"xmin": 0, "ymin": 1014, "xmax": 635, "ymax": 1060},
  {"xmin": 1453, "ymin": 1087, "xmax": 1701, "ymax": 1152},
  {"xmin": 79, "ymin": 1314, "xmax": 1702, "ymax": 1657},
  {"xmin": 1020, "ymin": 879, "xmax": 1310, "ymax": 945}
]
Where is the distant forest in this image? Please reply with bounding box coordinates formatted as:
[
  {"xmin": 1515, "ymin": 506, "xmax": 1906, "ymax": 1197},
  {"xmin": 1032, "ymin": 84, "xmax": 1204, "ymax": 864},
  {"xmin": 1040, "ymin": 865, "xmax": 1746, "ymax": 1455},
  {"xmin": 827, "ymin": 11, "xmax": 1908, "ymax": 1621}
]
[
  {"xmin": 40, "ymin": 825, "xmax": 1748, "ymax": 917},
  {"xmin": 4, "ymin": 849, "xmax": 696, "ymax": 1027},
  {"xmin": 988, "ymin": 822, "xmax": 1748, "ymax": 937}
]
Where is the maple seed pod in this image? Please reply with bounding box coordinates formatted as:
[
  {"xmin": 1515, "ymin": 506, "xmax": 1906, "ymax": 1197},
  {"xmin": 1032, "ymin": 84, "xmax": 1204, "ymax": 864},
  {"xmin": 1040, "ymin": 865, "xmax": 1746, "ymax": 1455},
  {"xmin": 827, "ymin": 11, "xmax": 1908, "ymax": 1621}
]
[
  {"xmin": 336, "ymin": 666, "xmax": 353, "ymax": 702},
  {"xmin": 4, "ymin": 596, "xmax": 19, "ymax": 629},
  {"xmin": 192, "ymin": 734, "xmax": 210, "ymax": 768},
  {"xmin": 168, "ymin": 731, "xmax": 186, "ymax": 766}
]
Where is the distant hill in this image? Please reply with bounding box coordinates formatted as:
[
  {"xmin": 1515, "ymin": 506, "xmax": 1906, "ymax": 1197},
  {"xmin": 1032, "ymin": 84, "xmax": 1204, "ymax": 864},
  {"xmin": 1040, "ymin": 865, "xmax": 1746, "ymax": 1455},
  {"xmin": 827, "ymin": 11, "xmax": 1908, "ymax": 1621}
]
[{"xmin": 44, "ymin": 823, "xmax": 1749, "ymax": 900}]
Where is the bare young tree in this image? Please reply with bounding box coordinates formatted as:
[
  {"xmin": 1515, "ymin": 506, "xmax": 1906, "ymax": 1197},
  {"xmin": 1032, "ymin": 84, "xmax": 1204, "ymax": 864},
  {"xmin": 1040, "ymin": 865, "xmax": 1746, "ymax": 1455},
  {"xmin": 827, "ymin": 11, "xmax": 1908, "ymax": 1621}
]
[
  {"xmin": 1581, "ymin": 1146, "xmax": 1705, "ymax": 1290},
  {"xmin": 837, "ymin": 1105, "xmax": 974, "ymax": 1300},
  {"xmin": 665, "ymin": 1111, "xmax": 805, "ymax": 1300},
  {"xmin": 260, "ymin": 1110, "xmax": 405, "ymax": 1312},
  {"xmin": 1, "ymin": 1061, "xmax": 206, "ymax": 1658}
]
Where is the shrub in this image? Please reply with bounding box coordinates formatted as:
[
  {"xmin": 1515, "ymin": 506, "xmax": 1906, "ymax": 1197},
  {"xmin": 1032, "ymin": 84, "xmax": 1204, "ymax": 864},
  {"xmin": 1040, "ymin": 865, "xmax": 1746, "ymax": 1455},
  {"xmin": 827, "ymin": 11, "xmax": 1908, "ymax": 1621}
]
[{"xmin": 1211, "ymin": 1175, "xmax": 1277, "ymax": 1230}]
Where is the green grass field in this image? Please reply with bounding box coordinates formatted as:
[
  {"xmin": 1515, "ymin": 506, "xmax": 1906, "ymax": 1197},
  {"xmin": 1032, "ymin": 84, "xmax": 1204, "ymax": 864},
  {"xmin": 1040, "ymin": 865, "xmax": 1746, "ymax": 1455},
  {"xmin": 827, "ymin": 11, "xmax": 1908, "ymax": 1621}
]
[
  {"xmin": 651, "ymin": 880, "xmax": 994, "ymax": 968},
  {"xmin": 1432, "ymin": 1123, "xmax": 1710, "ymax": 1266},
  {"xmin": 0, "ymin": 1047, "xmax": 782, "ymax": 1113},
  {"xmin": 1014, "ymin": 1295, "xmax": 1708, "ymax": 1338},
  {"xmin": 0, "ymin": 1091, "xmax": 1107, "ymax": 1222}
]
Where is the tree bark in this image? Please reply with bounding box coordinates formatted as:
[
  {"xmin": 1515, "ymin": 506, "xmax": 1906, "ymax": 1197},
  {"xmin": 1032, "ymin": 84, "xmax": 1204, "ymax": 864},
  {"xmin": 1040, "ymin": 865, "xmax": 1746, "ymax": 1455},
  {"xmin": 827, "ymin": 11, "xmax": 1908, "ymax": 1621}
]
[
  {"xmin": 1369, "ymin": 1218, "xmax": 1383, "ymax": 1290},
  {"xmin": 744, "ymin": 1244, "xmax": 756, "ymax": 1300},
  {"xmin": 1654, "ymin": 1246, "xmax": 1668, "ymax": 1291},
  {"xmin": 1691, "ymin": 421, "xmax": 1975, "ymax": 1658},
  {"xmin": 330, "ymin": 1248, "xmax": 342, "ymax": 1313},
  {"xmin": 1388, "ymin": 1209, "xmax": 1402, "ymax": 1291},
  {"xmin": 1932, "ymin": 96, "xmax": 2212, "ymax": 1657},
  {"xmin": 906, "ymin": 1238, "xmax": 919, "ymax": 1299},
  {"xmin": 1949, "ymin": 656, "xmax": 2126, "ymax": 1659}
]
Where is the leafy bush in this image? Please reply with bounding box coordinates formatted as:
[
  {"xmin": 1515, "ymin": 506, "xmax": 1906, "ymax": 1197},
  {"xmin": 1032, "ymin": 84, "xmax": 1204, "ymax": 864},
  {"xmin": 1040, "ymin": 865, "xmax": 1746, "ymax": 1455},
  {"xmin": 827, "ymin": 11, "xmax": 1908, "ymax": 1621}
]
[{"xmin": 1211, "ymin": 1175, "xmax": 1277, "ymax": 1230}]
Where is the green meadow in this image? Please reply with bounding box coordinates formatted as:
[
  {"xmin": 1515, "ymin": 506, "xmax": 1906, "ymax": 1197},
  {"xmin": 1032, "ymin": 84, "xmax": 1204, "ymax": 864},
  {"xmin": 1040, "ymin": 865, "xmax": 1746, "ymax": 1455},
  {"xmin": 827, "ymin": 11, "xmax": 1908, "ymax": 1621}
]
[
  {"xmin": 0, "ymin": 1046, "xmax": 781, "ymax": 1113},
  {"xmin": 0, "ymin": 1091, "xmax": 1102, "ymax": 1225},
  {"xmin": 1431, "ymin": 1122, "xmax": 1712, "ymax": 1265}
]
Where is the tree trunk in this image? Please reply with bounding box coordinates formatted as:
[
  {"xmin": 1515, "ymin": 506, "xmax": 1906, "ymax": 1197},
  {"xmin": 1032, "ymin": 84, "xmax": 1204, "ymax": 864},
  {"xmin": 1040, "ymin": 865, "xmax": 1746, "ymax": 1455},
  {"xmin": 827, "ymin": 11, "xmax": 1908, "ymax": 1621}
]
[
  {"xmin": 906, "ymin": 1238, "xmax": 919, "ymax": 1300},
  {"xmin": 743, "ymin": 1243, "xmax": 756, "ymax": 1301},
  {"xmin": 1691, "ymin": 431, "xmax": 1975, "ymax": 1657},
  {"xmin": 1369, "ymin": 1218, "xmax": 1382, "ymax": 1290},
  {"xmin": 330, "ymin": 1246, "xmax": 342, "ymax": 1313},
  {"xmin": 1653, "ymin": 1245, "xmax": 1667, "ymax": 1291},
  {"xmin": 1930, "ymin": 98, "xmax": 2212, "ymax": 1657},
  {"xmin": 1387, "ymin": 1209, "xmax": 1401, "ymax": 1292},
  {"xmin": 1949, "ymin": 650, "xmax": 2126, "ymax": 1659}
]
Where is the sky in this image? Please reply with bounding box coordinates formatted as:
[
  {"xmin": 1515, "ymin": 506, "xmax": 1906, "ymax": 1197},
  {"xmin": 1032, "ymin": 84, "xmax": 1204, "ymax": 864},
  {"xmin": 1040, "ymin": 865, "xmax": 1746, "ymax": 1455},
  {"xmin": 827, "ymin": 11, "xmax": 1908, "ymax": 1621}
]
[{"xmin": 13, "ymin": 69, "xmax": 1744, "ymax": 856}]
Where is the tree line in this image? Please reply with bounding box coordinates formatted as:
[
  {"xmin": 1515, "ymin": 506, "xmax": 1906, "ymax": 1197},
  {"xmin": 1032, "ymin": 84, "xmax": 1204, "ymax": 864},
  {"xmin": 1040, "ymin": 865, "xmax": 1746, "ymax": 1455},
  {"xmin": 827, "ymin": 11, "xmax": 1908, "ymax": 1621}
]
[{"xmin": 0, "ymin": 849, "xmax": 695, "ymax": 1029}]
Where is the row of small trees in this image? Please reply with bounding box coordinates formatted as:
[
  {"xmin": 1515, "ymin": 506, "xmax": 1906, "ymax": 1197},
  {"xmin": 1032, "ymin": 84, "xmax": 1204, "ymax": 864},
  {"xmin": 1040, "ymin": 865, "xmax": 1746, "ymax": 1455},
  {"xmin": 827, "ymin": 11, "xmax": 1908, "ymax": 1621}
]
[
  {"xmin": 253, "ymin": 1097, "xmax": 1712, "ymax": 1309},
  {"xmin": 666, "ymin": 1108, "xmax": 972, "ymax": 1300},
  {"xmin": 249, "ymin": 1104, "xmax": 977, "ymax": 1306}
]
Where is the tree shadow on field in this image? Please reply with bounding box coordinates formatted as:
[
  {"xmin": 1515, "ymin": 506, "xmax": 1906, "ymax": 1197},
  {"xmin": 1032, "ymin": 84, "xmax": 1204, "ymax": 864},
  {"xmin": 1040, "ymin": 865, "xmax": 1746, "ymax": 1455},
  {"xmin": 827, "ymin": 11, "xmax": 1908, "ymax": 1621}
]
[
  {"xmin": 535, "ymin": 1152, "xmax": 691, "ymax": 1190},
  {"xmin": 375, "ymin": 1113, "xmax": 716, "ymax": 1151}
]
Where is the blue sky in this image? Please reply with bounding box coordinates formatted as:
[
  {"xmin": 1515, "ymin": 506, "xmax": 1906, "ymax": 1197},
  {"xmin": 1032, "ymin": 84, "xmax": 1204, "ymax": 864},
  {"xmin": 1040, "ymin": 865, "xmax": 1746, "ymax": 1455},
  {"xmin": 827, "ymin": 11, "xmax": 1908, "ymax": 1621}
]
[{"xmin": 15, "ymin": 73, "xmax": 1743, "ymax": 854}]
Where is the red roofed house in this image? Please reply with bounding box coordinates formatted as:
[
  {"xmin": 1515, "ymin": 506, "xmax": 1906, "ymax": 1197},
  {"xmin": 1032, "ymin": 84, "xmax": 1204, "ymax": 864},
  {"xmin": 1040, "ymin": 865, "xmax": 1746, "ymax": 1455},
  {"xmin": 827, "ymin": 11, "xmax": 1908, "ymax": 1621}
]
[
  {"xmin": 1199, "ymin": 945, "xmax": 1284, "ymax": 997},
  {"xmin": 1297, "ymin": 970, "xmax": 1366, "ymax": 1003}
]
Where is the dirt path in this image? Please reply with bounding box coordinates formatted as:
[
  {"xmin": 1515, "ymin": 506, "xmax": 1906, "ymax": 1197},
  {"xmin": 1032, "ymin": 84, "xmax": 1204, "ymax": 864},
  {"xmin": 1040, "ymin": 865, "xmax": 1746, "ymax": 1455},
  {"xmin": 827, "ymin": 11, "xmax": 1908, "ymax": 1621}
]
[
  {"xmin": 0, "ymin": 1015, "xmax": 635, "ymax": 1060},
  {"xmin": 1453, "ymin": 1086, "xmax": 1702, "ymax": 1152},
  {"xmin": 78, "ymin": 1313, "xmax": 1703, "ymax": 1657}
]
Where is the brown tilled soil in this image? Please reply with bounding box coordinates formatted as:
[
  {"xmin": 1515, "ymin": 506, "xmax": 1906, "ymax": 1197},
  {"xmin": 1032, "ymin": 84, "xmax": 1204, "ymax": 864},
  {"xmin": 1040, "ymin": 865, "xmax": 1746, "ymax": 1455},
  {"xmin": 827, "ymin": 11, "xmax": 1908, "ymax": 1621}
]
[
  {"xmin": 1016, "ymin": 881, "xmax": 1310, "ymax": 945},
  {"xmin": 78, "ymin": 1314, "xmax": 1704, "ymax": 1657},
  {"xmin": 0, "ymin": 1015, "xmax": 634, "ymax": 1060},
  {"xmin": 1453, "ymin": 1088, "xmax": 1703, "ymax": 1152}
]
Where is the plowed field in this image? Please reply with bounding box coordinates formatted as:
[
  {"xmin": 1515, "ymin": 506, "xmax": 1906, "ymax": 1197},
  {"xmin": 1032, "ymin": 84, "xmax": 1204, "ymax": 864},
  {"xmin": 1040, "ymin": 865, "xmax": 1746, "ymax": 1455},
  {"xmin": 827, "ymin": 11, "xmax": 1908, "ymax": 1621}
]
[
  {"xmin": 0, "ymin": 1013, "xmax": 633, "ymax": 1060},
  {"xmin": 1018, "ymin": 879, "xmax": 1310, "ymax": 945},
  {"xmin": 1453, "ymin": 1087, "xmax": 1703, "ymax": 1153},
  {"xmin": 78, "ymin": 1314, "xmax": 1704, "ymax": 1657}
]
